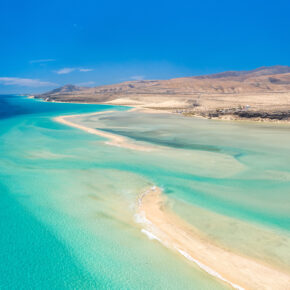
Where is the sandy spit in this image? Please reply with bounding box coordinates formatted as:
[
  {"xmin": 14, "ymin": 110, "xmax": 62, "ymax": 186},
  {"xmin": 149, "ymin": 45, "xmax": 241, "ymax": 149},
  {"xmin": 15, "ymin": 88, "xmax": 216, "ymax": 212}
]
[
  {"xmin": 53, "ymin": 112, "xmax": 154, "ymax": 152},
  {"xmin": 135, "ymin": 186, "xmax": 290, "ymax": 290}
]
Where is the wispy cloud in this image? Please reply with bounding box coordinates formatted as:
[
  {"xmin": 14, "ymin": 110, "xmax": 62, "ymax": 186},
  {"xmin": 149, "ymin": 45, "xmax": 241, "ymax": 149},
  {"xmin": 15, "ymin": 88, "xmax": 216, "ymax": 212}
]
[
  {"xmin": 76, "ymin": 81, "xmax": 95, "ymax": 86},
  {"xmin": 30, "ymin": 59, "xmax": 56, "ymax": 64},
  {"xmin": 55, "ymin": 68, "xmax": 76, "ymax": 74},
  {"xmin": 79, "ymin": 68, "xmax": 94, "ymax": 72},
  {"xmin": 0, "ymin": 77, "xmax": 57, "ymax": 87},
  {"xmin": 130, "ymin": 75, "xmax": 145, "ymax": 81},
  {"xmin": 55, "ymin": 67, "xmax": 94, "ymax": 74}
]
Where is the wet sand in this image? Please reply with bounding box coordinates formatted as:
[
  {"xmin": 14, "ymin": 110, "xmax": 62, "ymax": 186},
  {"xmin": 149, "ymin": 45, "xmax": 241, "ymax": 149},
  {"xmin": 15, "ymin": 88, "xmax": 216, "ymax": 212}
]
[{"xmin": 135, "ymin": 186, "xmax": 290, "ymax": 290}]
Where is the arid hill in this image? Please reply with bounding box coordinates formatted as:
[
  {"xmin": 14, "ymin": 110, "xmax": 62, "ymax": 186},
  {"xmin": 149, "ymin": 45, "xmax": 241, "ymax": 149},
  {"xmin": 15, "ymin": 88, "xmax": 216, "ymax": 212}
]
[{"xmin": 36, "ymin": 65, "xmax": 290, "ymax": 121}]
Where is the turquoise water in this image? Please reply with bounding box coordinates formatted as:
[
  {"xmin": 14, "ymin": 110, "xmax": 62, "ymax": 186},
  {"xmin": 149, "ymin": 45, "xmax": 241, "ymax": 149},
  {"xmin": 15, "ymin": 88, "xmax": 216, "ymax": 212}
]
[
  {"xmin": 0, "ymin": 95, "xmax": 229, "ymax": 289},
  {"xmin": 73, "ymin": 110, "xmax": 290, "ymax": 272},
  {"xmin": 93, "ymin": 111, "xmax": 290, "ymax": 230}
]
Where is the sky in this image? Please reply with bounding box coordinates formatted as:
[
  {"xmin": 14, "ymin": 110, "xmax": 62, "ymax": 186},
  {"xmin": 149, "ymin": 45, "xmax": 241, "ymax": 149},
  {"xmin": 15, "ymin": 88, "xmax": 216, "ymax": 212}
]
[{"xmin": 0, "ymin": 0, "xmax": 289, "ymax": 94}]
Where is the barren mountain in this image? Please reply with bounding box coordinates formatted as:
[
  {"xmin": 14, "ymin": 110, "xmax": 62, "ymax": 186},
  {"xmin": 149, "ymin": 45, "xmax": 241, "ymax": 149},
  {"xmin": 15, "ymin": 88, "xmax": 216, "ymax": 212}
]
[{"xmin": 36, "ymin": 66, "xmax": 290, "ymax": 121}]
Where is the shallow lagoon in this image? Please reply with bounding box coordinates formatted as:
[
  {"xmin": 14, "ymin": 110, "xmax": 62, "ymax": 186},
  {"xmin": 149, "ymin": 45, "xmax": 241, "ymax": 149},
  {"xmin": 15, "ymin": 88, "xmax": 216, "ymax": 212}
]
[
  {"xmin": 1, "ymin": 95, "xmax": 290, "ymax": 289},
  {"xmin": 74, "ymin": 110, "xmax": 290, "ymax": 272}
]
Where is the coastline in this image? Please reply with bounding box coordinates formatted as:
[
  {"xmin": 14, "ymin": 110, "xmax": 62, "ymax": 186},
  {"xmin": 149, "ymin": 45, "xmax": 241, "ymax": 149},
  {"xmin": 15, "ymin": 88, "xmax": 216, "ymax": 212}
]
[
  {"xmin": 34, "ymin": 95, "xmax": 290, "ymax": 123},
  {"xmin": 182, "ymin": 112, "xmax": 290, "ymax": 124},
  {"xmin": 136, "ymin": 186, "xmax": 290, "ymax": 290},
  {"xmin": 125, "ymin": 106, "xmax": 290, "ymax": 123}
]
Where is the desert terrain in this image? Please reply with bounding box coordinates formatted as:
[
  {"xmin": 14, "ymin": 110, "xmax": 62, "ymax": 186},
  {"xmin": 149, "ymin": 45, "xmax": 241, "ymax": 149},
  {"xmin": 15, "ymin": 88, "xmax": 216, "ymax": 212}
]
[{"xmin": 36, "ymin": 65, "xmax": 290, "ymax": 121}]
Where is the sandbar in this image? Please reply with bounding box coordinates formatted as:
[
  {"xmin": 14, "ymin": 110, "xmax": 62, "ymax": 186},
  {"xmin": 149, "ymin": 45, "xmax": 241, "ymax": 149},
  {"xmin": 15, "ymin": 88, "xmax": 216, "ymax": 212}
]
[
  {"xmin": 54, "ymin": 112, "xmax": 154, "ymax": 152},
  {"xmin": 135, "ymin": 186, "xmax": 290, "ymax": 289}
]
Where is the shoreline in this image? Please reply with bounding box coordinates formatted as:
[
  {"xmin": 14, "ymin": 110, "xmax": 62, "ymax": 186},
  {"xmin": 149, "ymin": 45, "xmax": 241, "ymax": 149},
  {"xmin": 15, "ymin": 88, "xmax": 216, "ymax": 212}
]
[
  {"xmin": 182, "ymin": 112, "xmax": 290, "ymax": 124},
  {"xmin": 135, "ymin": 186, "xmax": 290, "ymax": 290},
  {"xmin": 34, "ymin": 95, "xmax": 290, "ymax": 123}
]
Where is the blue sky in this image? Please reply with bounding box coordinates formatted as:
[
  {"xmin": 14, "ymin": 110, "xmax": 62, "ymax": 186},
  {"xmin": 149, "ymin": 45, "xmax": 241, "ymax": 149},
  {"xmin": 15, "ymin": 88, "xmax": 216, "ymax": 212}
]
[{"xmin": 0, "ymin": 0, "xmax": 289, "ymax": 93}]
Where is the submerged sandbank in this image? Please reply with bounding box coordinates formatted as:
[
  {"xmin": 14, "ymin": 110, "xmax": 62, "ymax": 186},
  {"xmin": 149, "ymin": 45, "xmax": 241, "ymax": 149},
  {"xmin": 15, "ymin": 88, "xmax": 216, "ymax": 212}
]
[
  {"xmin": 135, "ymin": 186, "xmax": 290, "ymax": 290},
  {"xmin": 54, "ymin": 112, "xmax": 154, "ymax": 151}
]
